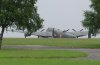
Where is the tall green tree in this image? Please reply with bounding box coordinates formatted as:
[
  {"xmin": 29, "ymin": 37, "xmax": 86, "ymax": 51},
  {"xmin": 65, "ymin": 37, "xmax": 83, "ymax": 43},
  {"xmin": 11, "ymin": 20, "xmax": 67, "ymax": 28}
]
[
  {"xmin": 82, "ymin": 0, "xmax": 100, "ymax": 38},
  {"xmin": 90, "ymin": 0, "xmax": 100, "ymax": 13},
  {"xmin": 0, "ymin": 0, "xmax": 43, "ymax": 49},
  {"xmin": 82, "ymin": 11, "xmax": 97, "ymax": 38},
  {"xmin": 90, "ymin": 0, "xmax": 100, "ymax": 30}
]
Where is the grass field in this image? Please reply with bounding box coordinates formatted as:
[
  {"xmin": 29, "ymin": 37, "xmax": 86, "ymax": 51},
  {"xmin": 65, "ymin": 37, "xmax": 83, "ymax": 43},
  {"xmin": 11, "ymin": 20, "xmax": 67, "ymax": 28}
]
[
  {"xmin": 0, "ymin": 49, "xmax": 89, "ymax": 65},
  {"xmin": 3, "ymin": 38, "xmax": 100, "ymax": 48},
  {"xmin": 1, "ymin": 38, "xmax": 100, "ymax": 65},
  {"xmin": 0, "ymin": 59, "xmax": 100, "ymax": 65},
  {"xmin": 0, "ymin": 50, "xmax": 87, "ymax": 58}
]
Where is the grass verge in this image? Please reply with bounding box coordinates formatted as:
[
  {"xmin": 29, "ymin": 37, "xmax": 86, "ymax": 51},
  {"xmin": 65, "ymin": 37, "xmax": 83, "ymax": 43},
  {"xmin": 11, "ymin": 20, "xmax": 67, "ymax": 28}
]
[
  {"xmin": 0, "ymin": 50, "xmax": 87, "ymax": 58},
  {"xmin": 0, "ymin": 59, "xmax": 100, "ymax": 65},
  {"xmin": 3, "ymin": 38, "xmax": 100, "ymax": 48}
]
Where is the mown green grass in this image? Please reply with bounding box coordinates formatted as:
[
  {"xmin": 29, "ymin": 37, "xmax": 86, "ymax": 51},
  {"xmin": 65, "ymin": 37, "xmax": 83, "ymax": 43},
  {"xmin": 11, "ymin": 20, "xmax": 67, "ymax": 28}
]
[
  {"xmin": 0, "ymin": 49, "xmax": 89, "ymax": 65},
  {"xmin": 1, "ymin": 38, "xmax": 100, "ymax": 65},
  {"xmin": 0, "ymin": 59, "xmax": 100, "ymax": 65},
  {"xmin": 3, "ymin": 38, "xmax": 100, "ymax": 48},
  {"xmin": 0, "ymin": 50, "xmax": 87, "ymax": 58}
]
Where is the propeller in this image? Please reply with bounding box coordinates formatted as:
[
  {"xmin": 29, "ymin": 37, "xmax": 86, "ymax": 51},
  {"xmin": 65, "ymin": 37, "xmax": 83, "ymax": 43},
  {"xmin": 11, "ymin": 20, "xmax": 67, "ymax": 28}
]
[
  {"xmin": 66, "ymin": 29, "xmax": 69, "ymax": 32},
  {"xmin": 63, "ymin": 29, "xmax": 69, "ymax": 32},
  {"xmin": 72, "ymin": 29, "xmax": 76, "ymax": 32},
  {"xmin": 72, "ymin": 29, "xmax": 84, "ymax": 32},
  {"xmin": 80, "ymin": 29, "xmax": 84, "ymax": 31},
  {"xmin": 40, "ymin": 29, "xmax": 45, "ymax": 32}
]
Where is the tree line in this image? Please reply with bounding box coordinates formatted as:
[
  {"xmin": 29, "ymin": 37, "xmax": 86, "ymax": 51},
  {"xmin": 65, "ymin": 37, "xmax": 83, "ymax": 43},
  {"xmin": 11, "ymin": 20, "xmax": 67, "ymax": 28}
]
[{"xmin": 82, "ymin": 0, "xmax": 100, "ymax": 38}]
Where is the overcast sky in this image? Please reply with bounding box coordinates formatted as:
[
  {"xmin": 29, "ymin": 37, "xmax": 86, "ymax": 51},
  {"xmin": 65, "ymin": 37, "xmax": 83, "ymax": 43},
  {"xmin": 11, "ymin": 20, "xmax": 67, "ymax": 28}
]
[
  {"xmin": 37, "ymin": 0, "xmax": 91, "ymax": 30},
  {"xmin": 4, "ymin": 0, "xmax": 92, "ymax": 37}
]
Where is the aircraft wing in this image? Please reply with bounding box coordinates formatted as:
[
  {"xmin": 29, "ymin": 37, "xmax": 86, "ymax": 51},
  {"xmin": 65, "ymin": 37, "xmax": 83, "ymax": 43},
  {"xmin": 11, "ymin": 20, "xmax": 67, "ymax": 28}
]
[
  {"xmin": 31, "ymin": 32, "xmax": 52, "ymax": 37},
  {"xmin": 69, "ymin": 31, "xmax": 88, "ymax": 37}
]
